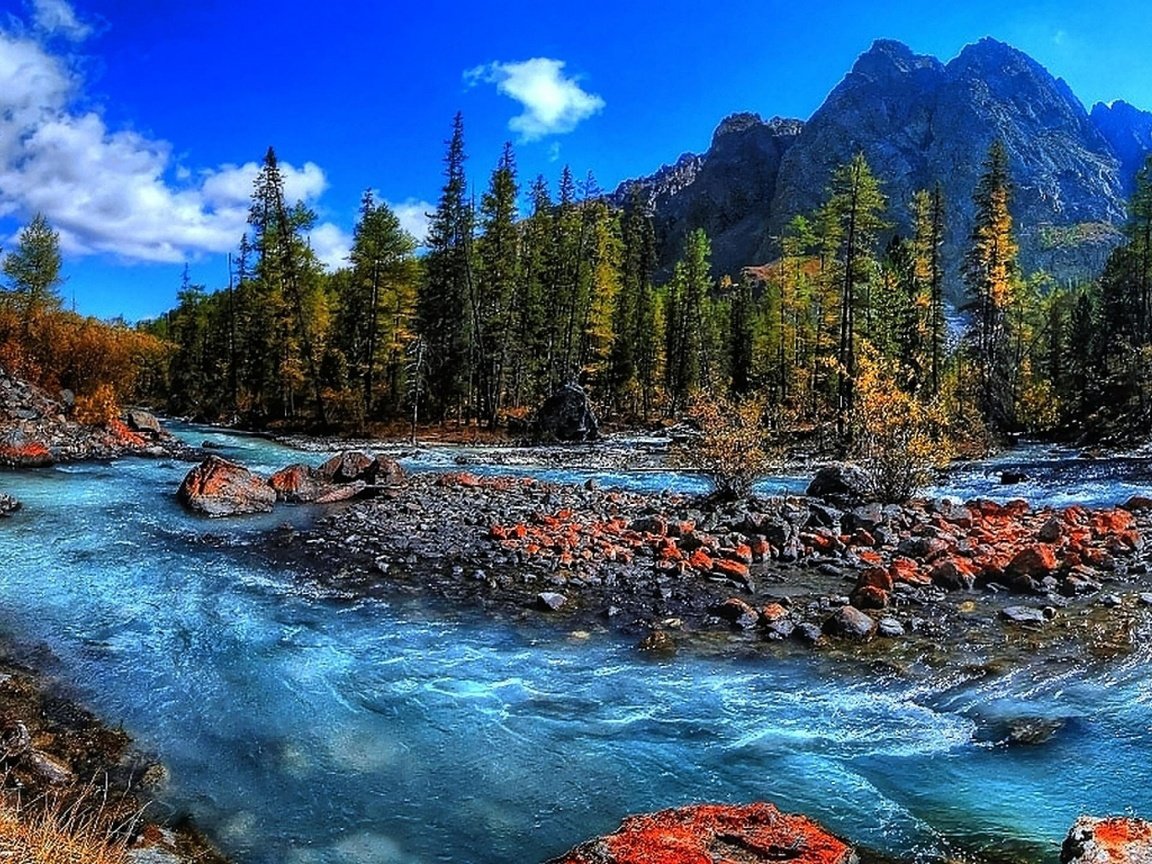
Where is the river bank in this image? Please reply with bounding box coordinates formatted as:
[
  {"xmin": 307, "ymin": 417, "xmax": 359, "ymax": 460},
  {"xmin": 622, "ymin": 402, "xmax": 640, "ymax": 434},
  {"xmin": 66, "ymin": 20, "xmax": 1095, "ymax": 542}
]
[{"xmin": 0, "ymin": 638, "xmax": 226, "ymax": 863}]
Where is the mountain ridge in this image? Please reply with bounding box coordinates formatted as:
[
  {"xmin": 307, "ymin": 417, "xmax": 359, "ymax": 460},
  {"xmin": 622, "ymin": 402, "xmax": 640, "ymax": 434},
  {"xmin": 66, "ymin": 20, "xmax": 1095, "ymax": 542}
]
[{"xmin": 615, "ymin": 37, "xmax": 1152, "ymax": 293}]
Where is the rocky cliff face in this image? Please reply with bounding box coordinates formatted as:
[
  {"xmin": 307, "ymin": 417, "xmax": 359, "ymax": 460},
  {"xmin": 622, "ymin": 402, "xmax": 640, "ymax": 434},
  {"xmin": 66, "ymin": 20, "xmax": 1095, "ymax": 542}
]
[
  {"xmin": 614, "ymin": 113, "xmax": 803, "ymax": 279},
  {"xmin": 618, "ymin": 38, "xmax": 1147, "ymax": 296},
  {"xmin": 1092, "ymin": 99, "xmax": 1152, "ymax": 193}
]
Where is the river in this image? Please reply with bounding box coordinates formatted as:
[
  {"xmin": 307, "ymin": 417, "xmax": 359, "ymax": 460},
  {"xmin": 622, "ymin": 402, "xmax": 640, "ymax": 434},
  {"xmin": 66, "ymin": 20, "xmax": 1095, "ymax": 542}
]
[{"xmin": 0, "ymin": 428, "xmax": 1149, "ymax": 863}]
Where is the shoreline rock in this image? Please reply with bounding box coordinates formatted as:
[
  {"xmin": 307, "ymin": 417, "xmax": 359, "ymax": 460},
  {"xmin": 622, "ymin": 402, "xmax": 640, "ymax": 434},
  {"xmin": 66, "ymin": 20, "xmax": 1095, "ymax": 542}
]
[
  {"xmin": 1063, "ymin": 816, "xmax": 1152, "ymax": 864},
  {"xmin": 546, "ymin": 802, "xmax": 857, "ymax": 864}
]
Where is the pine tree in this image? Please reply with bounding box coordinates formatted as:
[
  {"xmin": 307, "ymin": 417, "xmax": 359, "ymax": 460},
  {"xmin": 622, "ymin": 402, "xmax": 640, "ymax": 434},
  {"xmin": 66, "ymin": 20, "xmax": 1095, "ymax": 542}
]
[
  {"xmin": 609, "ymin": 190, "xmax": 658, "ymax": 417},
  {"xmin": 419, "ymin": 113, "xmax": 474, "ymax": 421},
  {"xmin": 963, "ymin": 140, "xmax": 1019, "ymax": 429},
  {"xmin": 824, "ymin": 152, "xmax": 888, "ymax": 438},
  {"xmin": 2, "ymin": 213, "xmax": 64, "ymax": 320},
  {"xmin": 343, "ymin": 191, "xmax": 418, "ymax": 418},
  {"xmin": 248, "ymin": 146, "xmax": 330, "ymax": 425},
  {"xmin": 510, "ymin": 175, "xmax": 554, "ymax": 407},
  {"xmin": 474, "ymin": 142, "xmax": 520, "ymax": 425},
  {"xmin": 912, "ymin": 185, "xmax": 946, "ymax": 395},
  {"xmin": 664, "ymin": 228, "xmax": 712, "ymax": 413}
]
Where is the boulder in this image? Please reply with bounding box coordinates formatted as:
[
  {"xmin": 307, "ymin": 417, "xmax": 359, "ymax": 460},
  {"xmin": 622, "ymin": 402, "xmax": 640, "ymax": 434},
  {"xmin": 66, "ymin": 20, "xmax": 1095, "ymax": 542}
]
[
  {"xmin": 371, "ymin": 455, "xmax": 406, "ymax": 486},
  {"xmin": 532, "ymin": 383, "xmax": 599, "ymax": 442},
  {"xmin": 546, "ymin": 802, "xmax": 857, "ymax": 864},
  {"xmin": 537, "ymin": 592, "xmax": 568, "ymax": 612},
  {"xmin": 712, "ymin": 597, "xmax": 760, "ymax": 629},
  {"xmin": 268, "ymin": 464, "xmax": 324, "ymax": 503},
  {"xmin": 1000, "ymin": 605, "xmax": 1049, "ymax": 625},
  {"xmin": 177, "ymin": 456, "xmax": 276, "ymax": 517},
  {"xmin": 807, "ymin": 463, "xmax": 873, "ymax": 507},
  {"xmin": 1062, "ymin": 817, "xmax": 1152, "ymax": 864},
  {"xmin": 1007, "ymin": 544, "xmax": 1059, "ymax": 579},
  {"xmin": 0, "ymin": 493, "xmax": 20, "ymax": 517},
  {"xmin": 636, "ymin": 631, "xmax": 676, "ymax": 655},
  {"xmin": 318, "ymin": 450, "xmax": 375, "ymax": 483},
  {"xmin": 822, "ymin": 606, "xmax": 877, "ymax": 641},
  {"xmin": 125, "ymin": 409, "xmax": 164, "ymax": 439}
]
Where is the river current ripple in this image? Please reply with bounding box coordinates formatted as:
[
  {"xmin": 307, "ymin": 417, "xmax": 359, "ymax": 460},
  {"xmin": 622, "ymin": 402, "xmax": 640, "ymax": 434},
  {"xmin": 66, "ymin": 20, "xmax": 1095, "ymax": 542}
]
[{"xmin": 0, "ymin": 429, "xmax": 1148, "ymax": 863}]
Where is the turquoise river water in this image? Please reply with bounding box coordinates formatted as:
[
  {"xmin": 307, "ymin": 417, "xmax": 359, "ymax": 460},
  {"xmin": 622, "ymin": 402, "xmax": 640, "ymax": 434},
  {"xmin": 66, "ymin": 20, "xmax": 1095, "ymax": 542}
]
[{"xmin": 0, "ymin": 428, "xmax": 1149, "ymax": 863}]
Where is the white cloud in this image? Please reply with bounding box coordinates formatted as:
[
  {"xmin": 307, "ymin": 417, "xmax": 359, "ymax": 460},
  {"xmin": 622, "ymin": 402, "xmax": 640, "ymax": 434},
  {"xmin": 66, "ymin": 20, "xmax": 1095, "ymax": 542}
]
[
  {"xmin": 465, "ymin": 57, "xmax": 604, "ymax": 142},
  {"xmin": 29, "ymin": 0, "xmax": 91, "ymax": 42},
  {"xmin": 308, "ymin": 222, "xmax": 352, "ymax": 271},
  {"xmin": 386, "ymin": 198, "xmax": 433, "ymax": 246},
  {"xmin": 0, "ymin": 22, "xmax": 335, "ymax": 265}
]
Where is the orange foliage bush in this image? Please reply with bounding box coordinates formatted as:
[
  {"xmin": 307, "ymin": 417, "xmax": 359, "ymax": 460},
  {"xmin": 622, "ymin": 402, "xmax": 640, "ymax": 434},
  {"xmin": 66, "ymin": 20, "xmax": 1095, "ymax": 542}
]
[
  {"xmin": 73, "ymin": 384, "xmax": 121, "ymax": 426},
  {"xmin": 0, "ymin": 307, "xmax": 165, "ymax": 407}
]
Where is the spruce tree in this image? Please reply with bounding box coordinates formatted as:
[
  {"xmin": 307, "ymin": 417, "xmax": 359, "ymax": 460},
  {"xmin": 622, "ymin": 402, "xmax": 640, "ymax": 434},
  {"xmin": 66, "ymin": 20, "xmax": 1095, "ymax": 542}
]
[
  {"xmin": 474, "ymin": 142, "xmax": 520, "ymax": 425},
  {"xmin": 824, "ymin": 152, "xmax": 887, "ymax": 438},
  {"xmin": 2, "ymin": 213, "xmax": 64, "ymax": 320},
  {"xmin": 419, "ymin": 113, "xmax": 475, "ymax": 421},
  {"xmin": 963, "ymin": 140, "xmax": 1019, "ymax": 429}
]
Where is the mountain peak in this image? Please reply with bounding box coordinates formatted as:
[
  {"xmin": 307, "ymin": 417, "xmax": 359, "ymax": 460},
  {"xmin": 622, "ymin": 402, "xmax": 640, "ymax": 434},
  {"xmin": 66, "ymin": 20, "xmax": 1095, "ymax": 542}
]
[{"xmin": 850, "ymin": 38, "xmax": 941, "ymax": 79}]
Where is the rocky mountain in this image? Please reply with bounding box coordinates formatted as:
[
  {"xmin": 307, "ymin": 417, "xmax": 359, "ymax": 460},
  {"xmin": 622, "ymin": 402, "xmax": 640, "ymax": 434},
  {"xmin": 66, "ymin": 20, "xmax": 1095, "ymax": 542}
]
[
  {"xmin": 615, "ymin": 114, "xmax": 803, "ymax": 279},
  {"xmin": 1091, "ymin": 99, "xmax": 1152, "ymax": 193},
  {"xmin": 616, "ymin": 38, "xmax": 1149, "ymax": 295}
]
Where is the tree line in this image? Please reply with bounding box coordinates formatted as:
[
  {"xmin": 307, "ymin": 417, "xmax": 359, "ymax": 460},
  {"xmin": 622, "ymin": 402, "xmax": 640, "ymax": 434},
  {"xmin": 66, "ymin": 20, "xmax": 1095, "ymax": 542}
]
[{"xmin": 5, "ymin": 110, "xmax": 1152, "ymax": 452}]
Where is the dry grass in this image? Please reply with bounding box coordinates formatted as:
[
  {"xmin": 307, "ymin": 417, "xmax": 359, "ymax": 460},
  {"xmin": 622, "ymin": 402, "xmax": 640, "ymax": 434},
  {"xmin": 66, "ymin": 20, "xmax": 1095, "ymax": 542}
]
[{"xmin": 0, "ymin": 793, "xmax": 132, "ymax": 864}]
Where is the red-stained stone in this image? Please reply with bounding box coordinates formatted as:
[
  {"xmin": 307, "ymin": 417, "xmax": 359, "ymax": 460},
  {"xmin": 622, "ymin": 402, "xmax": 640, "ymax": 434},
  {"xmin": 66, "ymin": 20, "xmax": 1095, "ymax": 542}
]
[
  {"xmin": 688, "ymin": 549, "xmax": 715, "ymax": 571},
  {"xmin": 1007, "ymin": 544, "xmax": 1059, "ymax": 578},
  {"xmin": 850, "ymin": 584, "xmax": 889, "ymax": 610},
  {"xmin": 761, "ymin": 603, "xmax": 789, "ymax": 622},
  {"xmin": 713, "ymin": 558, "xmax": 751, "ymax": 582},
  {"xmin": 178, "ymin": 455, "xmax": 276, "ymax": 516},
  {"xmin": 548, "ymin": 802, "xmax": 856, "ymax": 864},
  {"xmin": 1063, "ymin": 816, "xmax": 1152, "ymax": 864}
]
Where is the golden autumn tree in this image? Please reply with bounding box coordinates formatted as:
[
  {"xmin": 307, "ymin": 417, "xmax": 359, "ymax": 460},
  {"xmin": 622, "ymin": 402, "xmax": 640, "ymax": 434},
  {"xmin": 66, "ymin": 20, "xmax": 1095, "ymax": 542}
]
[{"xmin": 963, "ymin": 140, "xmax": 1019, "ymax": 429}]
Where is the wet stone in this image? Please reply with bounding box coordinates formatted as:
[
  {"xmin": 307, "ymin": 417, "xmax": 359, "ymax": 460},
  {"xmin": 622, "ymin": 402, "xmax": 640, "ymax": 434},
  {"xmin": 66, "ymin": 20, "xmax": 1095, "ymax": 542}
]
[
  {"xmin": 1001, "ymin": 605, "xmax": 1048, "ymax": 625},
  {"xmin": 877, "ymin": 617, "xmax": 906, "ymax": 638},
  {"xmin": 537, "ymin": 592, "xmax": 568, "ymax": 612}
]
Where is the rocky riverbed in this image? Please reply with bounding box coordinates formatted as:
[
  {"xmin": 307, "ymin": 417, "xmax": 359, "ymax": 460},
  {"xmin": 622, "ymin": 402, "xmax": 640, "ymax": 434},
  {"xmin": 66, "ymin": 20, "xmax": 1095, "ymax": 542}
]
[{"xmin": 198, "ymin": 447, "xmax": 1152, "ymax": 670}]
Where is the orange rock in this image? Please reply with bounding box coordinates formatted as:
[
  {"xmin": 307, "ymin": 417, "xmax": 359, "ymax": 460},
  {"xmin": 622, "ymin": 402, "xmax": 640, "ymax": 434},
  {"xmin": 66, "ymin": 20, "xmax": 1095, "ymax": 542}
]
[
  {"xmin": 551, "ymin": 802, "xmax": 856, "ymax": 864},
  {"xmin": 856, "ymin": 567, "xmax": 894, "ymax": 592},
  {"xmin": 688, "ymin": 549, "xmax": 714, "ymax": 571},
  {"xmin": 761, "ymin": 603, "xmax": 789, "ymax": 622},
  {"xmin": 850, "ymin": 584, "xmax": 889, "ymax": 610},
  {"xmin": 1007, "ymin": 544, "xmax": 1058, "ymax": 578},
  {"xmin": 1064, "ymin": 816, "xmax": 1152, "ymax": 864},
  {"xmin": 712, "ymin": 558, "xmax": 750, "ymax": 581},
  {"xmin": 857, "ymin": 549, "xmax": 884, "ymax": 566},
  {"xmin": 889, "ymin": 557, "xmax": 927, "ymax": 586}
]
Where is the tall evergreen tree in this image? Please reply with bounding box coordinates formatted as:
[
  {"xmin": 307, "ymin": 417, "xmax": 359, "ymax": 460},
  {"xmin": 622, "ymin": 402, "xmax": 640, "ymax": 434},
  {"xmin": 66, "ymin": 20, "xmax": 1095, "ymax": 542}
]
[
  {"xmin": 248, "ymin": 146, "xmax": 330, "ymax": 425},
  {"xmin": 963, "ymin": 140, "xmax": 1019, "ymax": 429},
  {"xmin": 912, "ymin": 184, "xmax": 946, "ymax": 395},
  {"xmin": 824, "ymin": 152, "xmax": 888, "ymax": 437},
  {"xmin": 664, "ymin": 228, "xmax": 712, "ymax": 414},
  {"xmin": 2, "ymin": 213, "xmax": 64, "ymax": 320},
  {"xmin": 474, "ymin": 142, "xmax": 520, "ymax": 425},
  {"xmin": 342, "ymin": 191, "xmax": 418, "ymax": 418},
  {"xmin": 419, "ymin": 113, "xmax": 475, "ymax": 421}
]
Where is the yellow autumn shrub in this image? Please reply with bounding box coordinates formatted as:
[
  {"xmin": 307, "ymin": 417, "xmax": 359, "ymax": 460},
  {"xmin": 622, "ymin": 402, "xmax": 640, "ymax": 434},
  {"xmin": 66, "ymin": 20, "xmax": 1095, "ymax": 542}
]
[{"xmin": 853, "ymin": 345, "xmax": 954, "ymax": 502}]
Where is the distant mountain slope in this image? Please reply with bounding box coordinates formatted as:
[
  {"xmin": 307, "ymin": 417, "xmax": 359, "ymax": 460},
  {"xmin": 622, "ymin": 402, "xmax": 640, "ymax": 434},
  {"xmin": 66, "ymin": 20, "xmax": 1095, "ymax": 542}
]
[{"xmin": 616, "ymin": 38, "xmax": 1147, "ymax": 295}]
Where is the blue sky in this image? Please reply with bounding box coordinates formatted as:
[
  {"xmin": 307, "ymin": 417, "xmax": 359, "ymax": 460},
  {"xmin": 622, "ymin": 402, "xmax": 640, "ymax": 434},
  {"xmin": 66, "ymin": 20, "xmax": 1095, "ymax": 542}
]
[{"xmin": 2, "ymin": 0, "xmax": 1152, "ymax": 320}]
